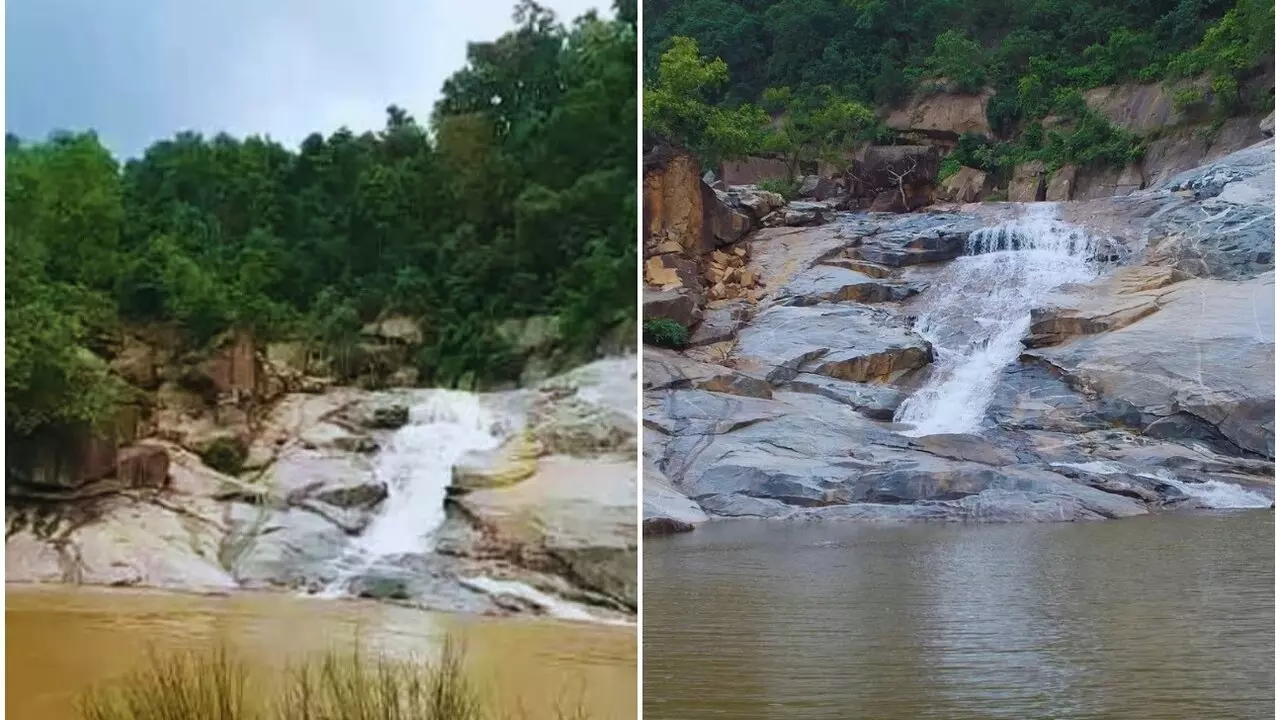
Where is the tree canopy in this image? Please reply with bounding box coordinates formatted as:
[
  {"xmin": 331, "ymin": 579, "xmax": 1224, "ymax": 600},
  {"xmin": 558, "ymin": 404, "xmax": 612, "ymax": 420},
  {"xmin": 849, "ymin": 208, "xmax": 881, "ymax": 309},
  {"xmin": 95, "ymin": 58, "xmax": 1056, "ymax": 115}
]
[
  {"xmin": 645, "ymin": 0, "xmax": 1273, "ymax": 138},
  {"xmin": 6, "ymin": 0, "xmax": 637, "ymax": 440}
]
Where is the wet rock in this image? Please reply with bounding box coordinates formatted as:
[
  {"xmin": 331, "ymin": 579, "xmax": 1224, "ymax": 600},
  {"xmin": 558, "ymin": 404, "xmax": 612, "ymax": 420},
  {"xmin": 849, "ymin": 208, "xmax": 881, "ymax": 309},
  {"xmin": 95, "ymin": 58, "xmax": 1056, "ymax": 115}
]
[
  {"xmin": 780, "ymin": 265, "xmax": 922, "ymax": 305},
  {"xmin": 783, "ymin": 374, "xmax": 904, "ymax": 421},
  {"xmin": 908, "ymin": 433, "xmax": 1019, "ymax": 466},
  {"xmin": 643, "ymin": 349, "xmax": 772, "ymax": 399},
  {"xmin": 452, "ymin": 432, "xmax": 539, "ymax": 491},
  {"xmin": 698, "ymin": 493, "xmax": 798, "ymax": 518},
  {"xmin": 855, "ymin": 226, "xmax": 971, "ymax": 267},
  {"xmin": 642, "ymin": 458, "xmax": 707, "ymax": 534},
  {"xmin": 227, "ymin": 504, "xmax": 347, "ymax": 588},
  {"xmin": 688, "ymin": 300, "xmax": 751, "ymax": 347},
  {"xmin": 734, "ymin": 304, "xmax": 932, "ymax": 385},
  {"xmin": 369, "ymin": 404, "xmax": 409, "ymax": 429},
  {"xmin": 1029, "ymin": 272, "xmax": 1275, "ymax": 458}
]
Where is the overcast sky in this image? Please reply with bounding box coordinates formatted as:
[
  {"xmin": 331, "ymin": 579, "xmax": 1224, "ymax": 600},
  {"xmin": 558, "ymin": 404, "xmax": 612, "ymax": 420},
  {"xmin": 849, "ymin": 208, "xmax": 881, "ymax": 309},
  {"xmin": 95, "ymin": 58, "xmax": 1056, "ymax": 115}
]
[{"xmin": 7, "ymin": 0, "xmax": 605, "ymax": 158}]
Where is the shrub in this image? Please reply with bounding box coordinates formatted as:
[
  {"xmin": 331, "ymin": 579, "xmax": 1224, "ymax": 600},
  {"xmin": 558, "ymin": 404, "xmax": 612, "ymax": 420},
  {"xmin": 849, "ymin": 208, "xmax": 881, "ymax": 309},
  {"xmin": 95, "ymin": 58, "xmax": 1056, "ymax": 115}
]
[
  {"xmin": 757, "ymin": 177, "xmax": 798, "ymax": 200},
  {"xmin": 199, "ymin": 436, "xmax": 248, "ymax": 476},
  {"xmin": 79, "ymin": 639, "xmax": 583, "ymax": 720},
  {"xmin": 643, "ymin": 318, "xmax": 689, "ymax": 348}
]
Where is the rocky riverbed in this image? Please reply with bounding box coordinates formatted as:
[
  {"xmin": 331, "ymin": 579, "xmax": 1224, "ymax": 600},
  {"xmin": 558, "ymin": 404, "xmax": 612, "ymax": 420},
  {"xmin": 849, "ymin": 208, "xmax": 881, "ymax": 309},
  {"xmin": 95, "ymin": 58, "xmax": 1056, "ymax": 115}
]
[
  {"xmin": 643, "ymin": 141, "xmax": 1275, "ymax": 533},
  {"xmin": 8, "ymin": 357, "xmax": 638, "ymax": 622}
]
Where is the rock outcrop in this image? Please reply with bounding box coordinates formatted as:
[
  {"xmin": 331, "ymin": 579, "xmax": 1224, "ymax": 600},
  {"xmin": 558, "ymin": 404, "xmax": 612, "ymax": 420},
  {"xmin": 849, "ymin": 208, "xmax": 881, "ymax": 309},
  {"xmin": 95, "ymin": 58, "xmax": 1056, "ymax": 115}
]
[
  {"xmin": 643, "ymin": 142, "xmax": 1276, "ymax": 532},
  {"xmin": 8, "ymin": 358, "xmax": 640, "ymax": 622},
  {"xmin": 884, "ymin": 88, "xmax": 995, "ymax": 143}
]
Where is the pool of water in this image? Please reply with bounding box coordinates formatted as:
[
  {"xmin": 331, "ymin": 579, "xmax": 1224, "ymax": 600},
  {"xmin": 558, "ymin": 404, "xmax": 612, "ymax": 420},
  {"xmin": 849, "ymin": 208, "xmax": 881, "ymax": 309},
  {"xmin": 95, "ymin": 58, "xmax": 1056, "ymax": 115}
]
[{"xmin": 643, "ymin": 511, "xmax": 1274, "ymax": 719}]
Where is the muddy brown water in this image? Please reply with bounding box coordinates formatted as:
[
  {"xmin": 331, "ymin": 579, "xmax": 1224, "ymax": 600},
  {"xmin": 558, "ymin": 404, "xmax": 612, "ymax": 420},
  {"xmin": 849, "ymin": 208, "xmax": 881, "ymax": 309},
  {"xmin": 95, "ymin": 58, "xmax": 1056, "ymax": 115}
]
[
  {"xmin": 6, "ymin": 585, "xmax": 636, "ymax": 720},
  {"xmin": 643, "ymin": 511, "xmax": 1274, "ymax": 720}
]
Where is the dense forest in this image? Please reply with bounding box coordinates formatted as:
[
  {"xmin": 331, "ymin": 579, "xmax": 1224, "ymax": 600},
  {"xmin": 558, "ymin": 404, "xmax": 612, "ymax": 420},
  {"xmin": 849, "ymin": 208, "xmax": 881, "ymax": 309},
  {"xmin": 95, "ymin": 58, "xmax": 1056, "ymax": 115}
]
[
  {"xmin": 6, "ymin": 1, "xmax": 636, "ymax": 442},
  {"xmin": 644, "ymin": 0, "xmax": 1273, "ymax": 179}
]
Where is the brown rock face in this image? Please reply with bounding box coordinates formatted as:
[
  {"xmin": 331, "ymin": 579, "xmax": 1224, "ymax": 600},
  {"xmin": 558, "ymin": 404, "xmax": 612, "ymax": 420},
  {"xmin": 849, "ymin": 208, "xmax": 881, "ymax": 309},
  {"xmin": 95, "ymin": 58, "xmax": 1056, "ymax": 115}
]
[
  {"xmin": 937, "ymin": 166, "xmax": 993, "ymax": 203},
  {"xmin": 644, "ymin": 148, "xmax": 712, "ymax": 257},
  {"xmin": 116, "ymin": 444, "xmax": 171, "ymax": 490},
  {"xmin": 201, "ymin": 331, "xmax": 261, "ymax": 398},
  {"xmin": 1045, "ymin": 165, "xmax": 1078, "ymax": 202},
  {"xmin": 885, "ymin": 89, "xmax": 995, "ymax": 141},
  {"xmin": 1008, "ymin": 161, "xmax": 1047, "ymax": 202},
  {"xmin": 847, "ymin": 145, "xmax": 940, "ymax": 211},
  {"xmin": 718, "ymin": 156, "xmax": 791, "ymax": 185}
]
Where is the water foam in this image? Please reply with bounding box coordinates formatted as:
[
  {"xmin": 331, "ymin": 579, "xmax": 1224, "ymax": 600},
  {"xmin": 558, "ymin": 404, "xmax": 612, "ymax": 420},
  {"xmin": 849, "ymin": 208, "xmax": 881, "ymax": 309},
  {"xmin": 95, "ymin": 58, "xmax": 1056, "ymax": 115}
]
[
  {"xmin": 1055, "ymin": 461, "xmax": 1272, "ymax": 509},
  {"xmin": 321, "ymin": 391, "xmax": 506, "ymax": 595},
  {"xmin": 895, "ymin": 204, "xmax": 1100, "ymax": 435}
]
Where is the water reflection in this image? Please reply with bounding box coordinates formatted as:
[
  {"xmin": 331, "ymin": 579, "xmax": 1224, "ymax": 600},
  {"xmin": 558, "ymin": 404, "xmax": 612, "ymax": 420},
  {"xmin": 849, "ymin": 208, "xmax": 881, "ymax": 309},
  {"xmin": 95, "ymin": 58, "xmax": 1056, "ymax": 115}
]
[{"xmin": 644, "ymin": 513, "xmax": 1274, "ymax": 720}]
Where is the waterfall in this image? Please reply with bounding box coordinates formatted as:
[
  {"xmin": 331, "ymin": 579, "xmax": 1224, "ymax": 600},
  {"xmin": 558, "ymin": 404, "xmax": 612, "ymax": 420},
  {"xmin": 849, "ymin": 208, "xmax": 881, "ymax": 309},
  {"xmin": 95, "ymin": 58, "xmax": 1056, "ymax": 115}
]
[
  {"xmin": 895, "ymin": 204, "xmax": 1101, "ymax": 436},
  {"xmin": 321, "ymin": 391, "xmax": 506, "ymax": 595}
]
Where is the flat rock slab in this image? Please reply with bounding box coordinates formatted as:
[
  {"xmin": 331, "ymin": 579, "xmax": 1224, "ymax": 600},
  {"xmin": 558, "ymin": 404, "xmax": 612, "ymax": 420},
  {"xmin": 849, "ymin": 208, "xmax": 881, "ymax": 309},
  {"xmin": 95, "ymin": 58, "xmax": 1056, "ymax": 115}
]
[
  {"xmin": 733, "ymin": 303, "xmax": 932, "ymax": 384},
  {"xmin": 643, "ymin": 349, "xmax": 772, "ymax": 399},
  {"xmin": 1030, "ymin": 272, "xmax": 1275, "ymax": 458},
  {"xmin": 780, "ymin": 265, "xmax": 923, "ymax": 305}
]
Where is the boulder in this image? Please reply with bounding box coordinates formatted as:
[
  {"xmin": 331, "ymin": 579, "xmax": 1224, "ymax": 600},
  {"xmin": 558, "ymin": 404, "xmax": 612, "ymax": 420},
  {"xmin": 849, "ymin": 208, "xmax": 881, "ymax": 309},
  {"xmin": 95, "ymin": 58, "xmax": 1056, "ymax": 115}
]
[
  {"xmin": 643, "ymin": 288, "xmax": 702, "ymax": 328},
  {"xmin": 452, "ymin": 431, "xmax": 540, "ymax": 491},
  {"xmin": 1045, "ymin": 165, "xmax": 1078, "ymax": 201},
  {"xmin": 937, "ymin": 166, "xmax": 993, "ymax": 203},
  {"xmin": 1008, "ymin": 161, "xmax": 1047, "ymax": 202},
  {"xmin": 1262, "ymin": 111, "xmax": 1275, "ymax": 137},
  {"xmin": 847, "ymin": 146, "xmax": 940, "ymax": 205}
]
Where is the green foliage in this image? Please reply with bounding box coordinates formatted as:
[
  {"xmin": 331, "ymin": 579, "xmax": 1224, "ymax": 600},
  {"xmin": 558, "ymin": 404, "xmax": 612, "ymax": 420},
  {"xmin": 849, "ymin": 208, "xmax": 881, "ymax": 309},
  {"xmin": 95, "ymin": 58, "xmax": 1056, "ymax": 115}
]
[
  {"xmin": 757, "ymin": 85, "xmax": 876, "ymax": 178},
  {"xmin": 647, "ymin": 0, "xmax": 1272, "ymax": 140},
  {"xmin": 757, "ymin": 177, "xmax": 799, "ymax": 200},
  {"xmin": 925, "ymin": 30, "xmax": 987, "ymax": 93},
  {"xmin": 7, "ymin": 3, "xmax": 636, "ymax": 448},
  {"xmin": 199, "ymin": 437, "xmax": 248, "ymax": 476},
  {"xmin": 644, "ymin": 37, "xmax": 770, "ymax": 164},
  {"xmin": 642, "ymin": 318, "xmax": 690, "ymax": 348}
]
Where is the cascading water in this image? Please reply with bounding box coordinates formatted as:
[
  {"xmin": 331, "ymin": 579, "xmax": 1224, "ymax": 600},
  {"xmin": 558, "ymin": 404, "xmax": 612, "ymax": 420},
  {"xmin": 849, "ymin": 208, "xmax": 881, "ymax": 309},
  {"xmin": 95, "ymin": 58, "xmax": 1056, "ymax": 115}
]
[
  {"xmin": 1057, "ymin": 461, "xmax": 1272, "ymax": 509},
  {"xmin": 321, "ymin": 391, "xmax": 506, "ymax": 595},
  {"xmin": 894, "ymin": 203, "xmax": 1101, "ymax": 436}
]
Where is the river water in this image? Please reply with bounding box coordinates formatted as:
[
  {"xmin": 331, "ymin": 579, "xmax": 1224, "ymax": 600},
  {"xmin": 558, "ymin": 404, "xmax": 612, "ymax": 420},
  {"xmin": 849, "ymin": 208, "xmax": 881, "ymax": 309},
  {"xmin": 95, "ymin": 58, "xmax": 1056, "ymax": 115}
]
[
  {"xmin": 643, "ymin": 512, "xmax": 1273, "ymax": 720},
  {"xmin": 6, "ymin": 586, "xmax": 636, "ymax": 720}
]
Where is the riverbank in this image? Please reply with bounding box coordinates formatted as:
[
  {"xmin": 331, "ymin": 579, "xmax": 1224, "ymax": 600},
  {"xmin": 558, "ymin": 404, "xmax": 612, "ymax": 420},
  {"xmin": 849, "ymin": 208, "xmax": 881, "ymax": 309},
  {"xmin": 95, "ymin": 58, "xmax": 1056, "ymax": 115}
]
[{"xmin": 7, "ymin": 583, "xmax": 637, "ymax": 720}]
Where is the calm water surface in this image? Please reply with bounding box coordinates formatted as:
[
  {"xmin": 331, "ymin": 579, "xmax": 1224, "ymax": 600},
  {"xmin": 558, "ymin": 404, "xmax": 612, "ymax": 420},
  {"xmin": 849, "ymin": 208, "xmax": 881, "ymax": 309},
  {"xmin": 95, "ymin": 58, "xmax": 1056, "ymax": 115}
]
[
  {"xmin": 644, "ymin": 512, "xmax": 1274, "ymax": 720},
  {"xmin": 6, "ymin": 586, "xmax": 635, "ymax": 720}
]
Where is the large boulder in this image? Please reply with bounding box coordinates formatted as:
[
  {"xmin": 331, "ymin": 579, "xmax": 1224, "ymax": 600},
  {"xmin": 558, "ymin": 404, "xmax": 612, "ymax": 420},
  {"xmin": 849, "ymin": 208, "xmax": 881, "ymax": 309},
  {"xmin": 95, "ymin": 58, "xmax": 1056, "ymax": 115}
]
[
  {"xmin": 937, "ymin": 166, "xmax": 994, "ymax": 203},
  {"xmin": 846, "ymin": 146, "xmax": 941, "ymax": 209},
  {"xmin": 1008, "ymin": 161, "xmax": 1047, "ymax": 202}
]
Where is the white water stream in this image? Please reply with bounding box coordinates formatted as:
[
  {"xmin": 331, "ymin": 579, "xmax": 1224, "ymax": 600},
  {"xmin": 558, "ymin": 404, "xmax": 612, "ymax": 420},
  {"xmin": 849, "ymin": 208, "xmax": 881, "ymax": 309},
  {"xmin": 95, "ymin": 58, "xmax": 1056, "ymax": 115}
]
[
  {"xmin": 321, "ymin": 391, "xmax": 506, "ymax": 595},
  {"xmin": 1056, "ymin": 461, "xmax": 1272, "ymax": 509},
  {"xmin": 895, "ymin": 204, "xmax": 1101, "ymax": 435}
]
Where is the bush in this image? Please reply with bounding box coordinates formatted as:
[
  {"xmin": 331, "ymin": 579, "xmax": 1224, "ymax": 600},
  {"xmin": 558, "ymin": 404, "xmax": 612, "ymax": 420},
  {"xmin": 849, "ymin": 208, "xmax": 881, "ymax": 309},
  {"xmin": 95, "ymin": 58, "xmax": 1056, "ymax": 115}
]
[
  {"xmin": 199, "ymin": 436, "xmax": 248, "ymax": 476},
  {"xmin": 757, "ymin": 177, "xmax": 798, "ymax": 200},
  {"xmin": 643, "ymin": 318, "xmax": 689, "ymax": 348},
  {"xmin": 79, "ymin": 639, "xmax": 586, "ymax": 720}
]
